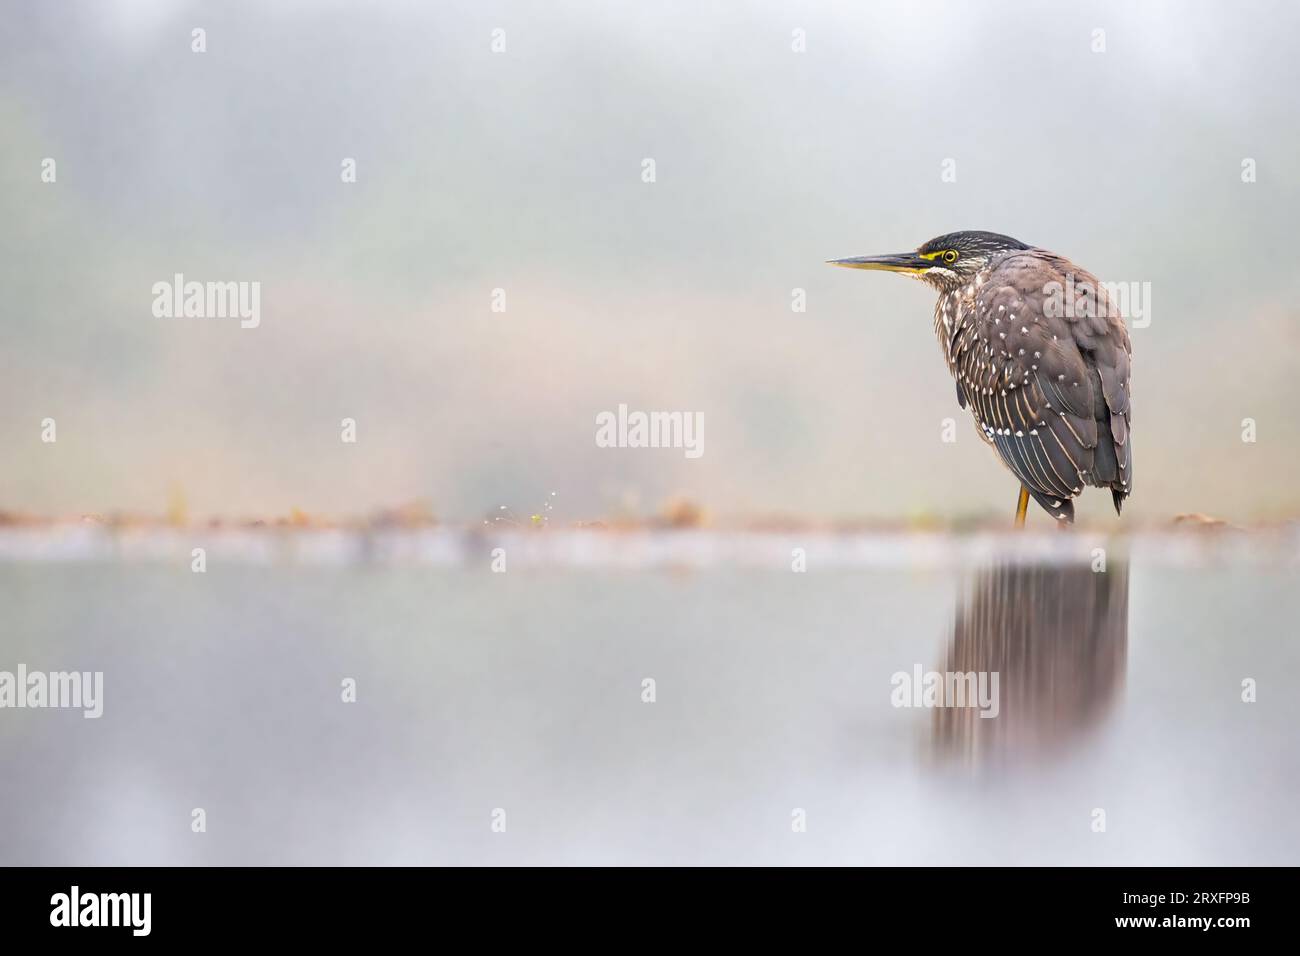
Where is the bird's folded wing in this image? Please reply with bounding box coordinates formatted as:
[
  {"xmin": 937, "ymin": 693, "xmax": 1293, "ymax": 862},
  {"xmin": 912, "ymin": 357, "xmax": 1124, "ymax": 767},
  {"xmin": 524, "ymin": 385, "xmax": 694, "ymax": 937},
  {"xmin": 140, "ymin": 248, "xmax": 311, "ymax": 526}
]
[{"xmin": 953, "ymin": 259, "xmax": 1100, "ymax": 509}]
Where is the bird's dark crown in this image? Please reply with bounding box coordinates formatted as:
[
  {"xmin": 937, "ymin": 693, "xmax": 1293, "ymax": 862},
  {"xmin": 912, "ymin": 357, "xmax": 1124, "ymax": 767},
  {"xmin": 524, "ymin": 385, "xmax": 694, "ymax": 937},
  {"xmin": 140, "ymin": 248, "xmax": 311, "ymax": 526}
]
[{"xmin": 918, "ymin": 231, "xmax": 1030, "ymax": 258}]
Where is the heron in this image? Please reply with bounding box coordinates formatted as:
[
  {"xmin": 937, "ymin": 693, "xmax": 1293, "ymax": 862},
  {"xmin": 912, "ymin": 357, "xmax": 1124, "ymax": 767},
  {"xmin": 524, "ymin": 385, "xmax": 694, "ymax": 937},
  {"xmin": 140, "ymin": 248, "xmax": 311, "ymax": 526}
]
[{"xmin": 830, "ymin": 232, "xmax": 1132, "ymax": 526}]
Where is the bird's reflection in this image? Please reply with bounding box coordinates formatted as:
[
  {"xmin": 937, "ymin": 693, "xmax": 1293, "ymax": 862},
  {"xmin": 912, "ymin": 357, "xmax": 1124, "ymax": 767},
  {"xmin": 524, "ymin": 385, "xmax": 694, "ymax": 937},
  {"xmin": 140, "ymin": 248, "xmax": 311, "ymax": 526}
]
[{"xmin": 931, "ymin": 558, "xmax": 1129, "ymax": 765}]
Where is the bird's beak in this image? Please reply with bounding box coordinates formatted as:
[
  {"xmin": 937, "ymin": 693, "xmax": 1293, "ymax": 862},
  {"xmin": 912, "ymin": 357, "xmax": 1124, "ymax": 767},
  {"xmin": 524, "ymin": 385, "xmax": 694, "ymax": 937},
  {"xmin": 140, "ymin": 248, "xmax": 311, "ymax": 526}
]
[{"xmin": 826, "ymin": 252, "xmax": 929, "ymax": 274}]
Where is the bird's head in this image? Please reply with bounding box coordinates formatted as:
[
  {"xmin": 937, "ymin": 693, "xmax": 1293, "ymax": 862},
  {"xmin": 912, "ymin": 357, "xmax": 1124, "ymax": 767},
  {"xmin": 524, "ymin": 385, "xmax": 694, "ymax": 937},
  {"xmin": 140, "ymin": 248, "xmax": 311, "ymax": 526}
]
[{"xmin": 828, "ymin": 231, "xmax": 1031, "ymax": 292}]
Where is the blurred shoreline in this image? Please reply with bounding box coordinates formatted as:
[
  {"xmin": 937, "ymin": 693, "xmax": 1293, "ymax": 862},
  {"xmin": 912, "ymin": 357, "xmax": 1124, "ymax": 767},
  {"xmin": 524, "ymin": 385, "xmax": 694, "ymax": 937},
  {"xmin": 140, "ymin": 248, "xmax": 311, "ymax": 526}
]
[{"xmin": 1, "ymin": 514, "xmax": 1296, "ymax": 569}]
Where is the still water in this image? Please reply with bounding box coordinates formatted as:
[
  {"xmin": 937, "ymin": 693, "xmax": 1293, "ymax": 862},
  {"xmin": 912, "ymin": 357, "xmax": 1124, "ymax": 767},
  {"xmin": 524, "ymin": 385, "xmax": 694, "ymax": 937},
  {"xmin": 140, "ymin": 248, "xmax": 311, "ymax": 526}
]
[{"xmin": 1, "ymin": 535, "xmax": 1297, "ymax": 865}]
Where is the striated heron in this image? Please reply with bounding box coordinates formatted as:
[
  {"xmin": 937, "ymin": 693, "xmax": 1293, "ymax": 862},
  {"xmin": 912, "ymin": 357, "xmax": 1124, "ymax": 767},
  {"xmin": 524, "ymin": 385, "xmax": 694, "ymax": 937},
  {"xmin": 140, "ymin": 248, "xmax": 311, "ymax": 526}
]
[{"xmin": 830, "ymin": 231, "xmax": 1132, "ymax": 526}]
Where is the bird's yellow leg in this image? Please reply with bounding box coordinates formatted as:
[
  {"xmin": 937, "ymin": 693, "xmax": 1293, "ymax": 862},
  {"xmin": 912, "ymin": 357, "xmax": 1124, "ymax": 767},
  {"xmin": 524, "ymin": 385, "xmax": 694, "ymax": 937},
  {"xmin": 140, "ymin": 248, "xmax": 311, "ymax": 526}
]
[{"xmin": 1014, "ymin": 486, "xmax": 1030, "ymax": 529}]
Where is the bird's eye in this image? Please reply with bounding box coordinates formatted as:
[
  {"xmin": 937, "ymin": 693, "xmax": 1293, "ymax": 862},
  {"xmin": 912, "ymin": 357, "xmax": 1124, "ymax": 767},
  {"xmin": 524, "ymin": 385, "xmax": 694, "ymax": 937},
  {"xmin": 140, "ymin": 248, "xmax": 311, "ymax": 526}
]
[{"xmin": 943, "ymin": 250, "xmax": 959, "ymax": 264}]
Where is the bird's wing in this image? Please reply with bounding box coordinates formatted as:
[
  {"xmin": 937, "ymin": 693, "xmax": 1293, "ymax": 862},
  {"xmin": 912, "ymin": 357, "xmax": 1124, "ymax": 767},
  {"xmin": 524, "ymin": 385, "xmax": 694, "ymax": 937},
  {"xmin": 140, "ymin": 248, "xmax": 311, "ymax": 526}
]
[
  {"xmin": 1067, "ymin": 274, "xmax": 1134, "ymax": 509},
  {"xmin": 951, "ymin": 254, "xmax": 1102, "ymax": 520}
]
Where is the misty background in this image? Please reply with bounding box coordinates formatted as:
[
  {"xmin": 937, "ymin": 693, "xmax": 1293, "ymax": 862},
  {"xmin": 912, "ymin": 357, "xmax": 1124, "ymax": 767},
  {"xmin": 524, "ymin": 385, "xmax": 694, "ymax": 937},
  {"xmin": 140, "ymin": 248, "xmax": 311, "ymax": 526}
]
[{"xmin": 3, "ymin": 0, "xmax": 1299, "ymax": 524}]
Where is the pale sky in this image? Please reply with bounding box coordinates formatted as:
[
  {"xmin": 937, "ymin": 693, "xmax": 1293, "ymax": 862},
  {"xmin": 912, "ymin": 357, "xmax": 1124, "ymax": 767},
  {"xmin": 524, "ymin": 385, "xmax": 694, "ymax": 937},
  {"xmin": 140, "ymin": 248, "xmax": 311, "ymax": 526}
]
[{"xmin": 3, "ymin": 0, "xmax": 1299, "ymax": 522}]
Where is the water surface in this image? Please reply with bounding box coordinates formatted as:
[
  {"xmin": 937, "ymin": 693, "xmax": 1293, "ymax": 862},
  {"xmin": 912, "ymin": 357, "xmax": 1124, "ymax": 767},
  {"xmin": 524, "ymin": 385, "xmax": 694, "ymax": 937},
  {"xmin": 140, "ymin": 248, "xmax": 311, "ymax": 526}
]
[{"xmin": 1, "ymin": 537, "xmax": 1296, "ymax": 865}]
